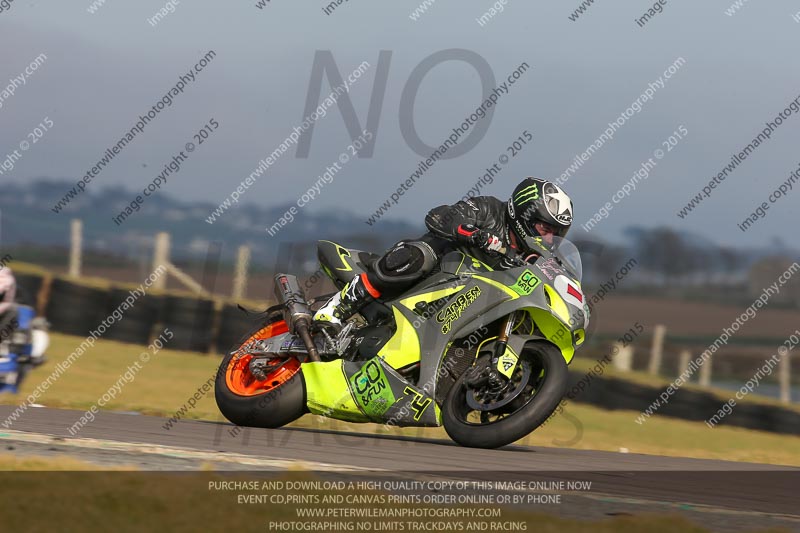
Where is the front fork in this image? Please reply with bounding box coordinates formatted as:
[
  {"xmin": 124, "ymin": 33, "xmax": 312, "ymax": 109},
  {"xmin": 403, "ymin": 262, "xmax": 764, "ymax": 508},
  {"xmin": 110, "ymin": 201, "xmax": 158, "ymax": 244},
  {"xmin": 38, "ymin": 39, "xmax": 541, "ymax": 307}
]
[
  {"xmin": 465, "ymin": 312, "xmax": 519, "ymax": 389},
  {"xmin": 492, "ymin": 312, "xmax": 517, "ymax": 369}
]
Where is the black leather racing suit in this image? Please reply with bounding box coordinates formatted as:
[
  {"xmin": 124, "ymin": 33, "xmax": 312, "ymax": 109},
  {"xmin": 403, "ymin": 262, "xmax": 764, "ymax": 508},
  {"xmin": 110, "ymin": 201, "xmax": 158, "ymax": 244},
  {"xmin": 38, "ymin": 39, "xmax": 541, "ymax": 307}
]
[
  {"xmin": 424, "ymin": 196, "xmax": 512, "ymax": 268},
  {"xmin": 366, "ymin": 196, "xmax": 513, "ymax": 296}
]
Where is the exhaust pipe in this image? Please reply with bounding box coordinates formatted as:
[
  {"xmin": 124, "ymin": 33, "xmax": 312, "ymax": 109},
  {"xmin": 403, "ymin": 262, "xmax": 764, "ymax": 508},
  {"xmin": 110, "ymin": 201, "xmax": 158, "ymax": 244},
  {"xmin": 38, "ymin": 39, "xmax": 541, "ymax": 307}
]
[{"xmin": 274, "ymin": 274, "xmax": 320, "ymax": 362}]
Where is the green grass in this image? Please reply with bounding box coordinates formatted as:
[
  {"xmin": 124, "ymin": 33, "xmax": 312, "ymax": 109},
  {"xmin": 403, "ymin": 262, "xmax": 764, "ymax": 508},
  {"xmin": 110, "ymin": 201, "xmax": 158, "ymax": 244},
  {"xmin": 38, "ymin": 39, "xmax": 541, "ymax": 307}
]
[
  {"xmin": 0, "ymin": 453, "xmax": 132, "ymax": 471},
  {"xmin": 0, "ymin": 333, "xmax": 223, "ymax": 419},
  {"xmin": 2, "ymin": 333, "xmax": 800, "ymax": 466},
  {"xmin": 0, "ymin": 469, "xmax": 769, "ymax": 533}
]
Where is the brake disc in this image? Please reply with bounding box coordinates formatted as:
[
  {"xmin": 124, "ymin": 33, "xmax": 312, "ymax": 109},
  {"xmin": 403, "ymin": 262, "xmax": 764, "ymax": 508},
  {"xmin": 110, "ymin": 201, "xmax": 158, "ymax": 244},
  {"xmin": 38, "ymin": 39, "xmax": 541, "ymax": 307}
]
[{"xmin": 466, "ymin": 359, "xmax": 532, "ymax": 412}]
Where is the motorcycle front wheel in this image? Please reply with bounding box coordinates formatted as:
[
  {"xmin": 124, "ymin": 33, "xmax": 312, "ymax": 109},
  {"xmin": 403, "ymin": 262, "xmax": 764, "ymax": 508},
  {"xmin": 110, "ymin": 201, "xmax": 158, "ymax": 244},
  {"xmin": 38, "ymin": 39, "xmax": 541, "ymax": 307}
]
[{"xmin": 442, "ymin": 341, "xmax": 568, "ymax": 449}]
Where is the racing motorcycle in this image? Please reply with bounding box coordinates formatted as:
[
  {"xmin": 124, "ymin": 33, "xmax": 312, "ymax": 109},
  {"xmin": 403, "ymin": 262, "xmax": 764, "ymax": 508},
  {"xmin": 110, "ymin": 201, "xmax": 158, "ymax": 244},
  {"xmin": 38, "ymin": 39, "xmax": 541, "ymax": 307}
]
[
  {"xmin": 215, "ymin": 237, "xmax": 588, "ymax": 449},
  {"xmin": 0, "ymin": 305, "xmax": 49, "ymax": 394}
]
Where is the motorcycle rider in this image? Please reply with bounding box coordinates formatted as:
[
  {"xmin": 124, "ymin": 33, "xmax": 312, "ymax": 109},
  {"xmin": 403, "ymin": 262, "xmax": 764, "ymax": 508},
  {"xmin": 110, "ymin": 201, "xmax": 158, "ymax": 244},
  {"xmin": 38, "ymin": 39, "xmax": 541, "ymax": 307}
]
[
  {"xmin": 313, "ymin": 177, "xmax": 574, "ymax": 327},
  {"xmin": 0, "ymin": 267, "xmax": 17, "ymax": 338}
]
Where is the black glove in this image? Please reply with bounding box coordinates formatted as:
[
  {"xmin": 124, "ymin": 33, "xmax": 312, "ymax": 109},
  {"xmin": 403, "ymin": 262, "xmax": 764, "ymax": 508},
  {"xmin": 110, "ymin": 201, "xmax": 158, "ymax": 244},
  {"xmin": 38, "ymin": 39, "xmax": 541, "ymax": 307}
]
[{"xmin": 456, "ymin": 224, "xmax": 504, "ymax": 253}]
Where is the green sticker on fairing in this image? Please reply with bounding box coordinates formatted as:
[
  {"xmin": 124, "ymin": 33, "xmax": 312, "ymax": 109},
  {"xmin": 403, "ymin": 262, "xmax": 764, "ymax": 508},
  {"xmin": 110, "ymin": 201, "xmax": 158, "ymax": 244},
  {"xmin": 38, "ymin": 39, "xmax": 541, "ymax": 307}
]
[
  {"xmin": 349, "ymin": 359, "xmax": 395, "ymax": 418},
  {"xmin": 510, "ymin": 269, "xmax": 541, "ymax": 296}
]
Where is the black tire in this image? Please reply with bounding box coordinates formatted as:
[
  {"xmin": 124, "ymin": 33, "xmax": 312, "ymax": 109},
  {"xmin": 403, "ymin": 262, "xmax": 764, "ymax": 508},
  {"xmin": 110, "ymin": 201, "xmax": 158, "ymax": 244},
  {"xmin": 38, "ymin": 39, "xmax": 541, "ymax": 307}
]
[
  {"xmin": 45, "ymin": 281, "xmax": 109, "ymax": 336},
  {"xmin": 105, "ymin": 322, "xmax": 154, "ymax": 344},
  {"xmin": 104, "ymin": 290, "xmax": 161, "ymax": 344},
  {"xmin": 215, "ymin": 304, "xmax": 257, "ymax": 355},
  {"xmin": 107, "ymin": 289, "xmax": 163, "ymax": 319},
  {"xmin": 214, "ymin": 322, "xmax": 307, "ymax": 429},
  {"xmin": 15, "ymin": 274, "xmax": 43, "ymax": 306},
  {"xmin": 46, "ymin": 317, "xmax": 96, "ymax": 337},
  {"xmin": 163, "ymin": 297, "xmax": 214, "ymax": 323},
  {"xmin": 443, "ymin": 341, "xmax": 569, "ymax": 449},
  {"xmin": 167, "ymin": 324, "xmax": 214, "ymax": 352},
  {"xmin": 48, "ymin": 279, "xmax": 109, "ymax": 302},
  {"xmin": 161, "ymin": 296, "xmax": 215, "ymax": 352}
]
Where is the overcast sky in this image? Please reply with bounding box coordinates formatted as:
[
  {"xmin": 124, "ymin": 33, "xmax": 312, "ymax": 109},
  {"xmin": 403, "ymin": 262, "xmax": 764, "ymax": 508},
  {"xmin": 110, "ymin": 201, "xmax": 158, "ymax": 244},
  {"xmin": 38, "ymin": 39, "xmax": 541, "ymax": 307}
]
[{"xmin": 2, "ymin": 0, "xmax": 800, "ymax": 248}]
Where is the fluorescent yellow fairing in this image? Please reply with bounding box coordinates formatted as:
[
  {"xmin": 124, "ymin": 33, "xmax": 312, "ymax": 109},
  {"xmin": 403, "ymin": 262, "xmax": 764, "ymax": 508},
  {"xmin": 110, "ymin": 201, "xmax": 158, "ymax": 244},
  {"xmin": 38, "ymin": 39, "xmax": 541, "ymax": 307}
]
[
  {"xmin": 574, "ymin": 328, "xmax": 585, "ymax": 346},
  {"xmin": 543, "ymin": 284, "xmax": 571, "ymax": 324},
  {"xmin": 302, "ymin": 360, "xmax": 369, "ymax": 422},
  {"xmin": 377, "ymin": 307, "xmax": 421, "ymax": 369},
  {"xmin": 527, "ymin": 307, "xmax": 575, "ymax": 364}
]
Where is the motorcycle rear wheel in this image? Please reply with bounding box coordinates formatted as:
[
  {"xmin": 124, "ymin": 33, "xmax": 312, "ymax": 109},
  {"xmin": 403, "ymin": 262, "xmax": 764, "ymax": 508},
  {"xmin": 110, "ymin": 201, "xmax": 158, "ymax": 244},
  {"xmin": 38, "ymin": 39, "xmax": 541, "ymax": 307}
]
[
  {"xmin": 442, "ymin": 341, "xmax": 568, "ymax": 449},
  {"xmin": 215, "ymin": 319, "xmax": 307, "ymax": 428}
]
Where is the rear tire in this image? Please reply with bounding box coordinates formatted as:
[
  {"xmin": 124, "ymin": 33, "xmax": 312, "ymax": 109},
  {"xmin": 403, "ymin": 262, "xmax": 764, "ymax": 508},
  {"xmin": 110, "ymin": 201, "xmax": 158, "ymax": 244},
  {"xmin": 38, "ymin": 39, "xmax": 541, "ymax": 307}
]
[
  {"xmin": 442, "ymin": 341, "xmax": 568, "ymax": 449},
  {"xmin": 214, "ymin": 321, "xmax": 308, "ymax": 429}
]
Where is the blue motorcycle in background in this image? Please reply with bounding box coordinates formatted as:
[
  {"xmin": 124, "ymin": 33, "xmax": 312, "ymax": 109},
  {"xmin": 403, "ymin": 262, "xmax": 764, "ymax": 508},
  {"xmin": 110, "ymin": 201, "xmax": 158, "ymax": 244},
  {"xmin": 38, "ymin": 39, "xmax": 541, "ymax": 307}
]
[{"xmin": 0, "ymin": 305, "xmax": 48, "ymax": 394}]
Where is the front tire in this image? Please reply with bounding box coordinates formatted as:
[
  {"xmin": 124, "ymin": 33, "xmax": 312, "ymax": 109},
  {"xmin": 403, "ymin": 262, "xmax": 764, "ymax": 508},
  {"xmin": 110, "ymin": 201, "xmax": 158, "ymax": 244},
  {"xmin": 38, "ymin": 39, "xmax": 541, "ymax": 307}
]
[
  {"xmin": 442, "ymin": 341, "xmax": 568, "ymax": 449},
  {"xmin": 215, "ymin": 320, "xmax": 308, "ymax": 429}
]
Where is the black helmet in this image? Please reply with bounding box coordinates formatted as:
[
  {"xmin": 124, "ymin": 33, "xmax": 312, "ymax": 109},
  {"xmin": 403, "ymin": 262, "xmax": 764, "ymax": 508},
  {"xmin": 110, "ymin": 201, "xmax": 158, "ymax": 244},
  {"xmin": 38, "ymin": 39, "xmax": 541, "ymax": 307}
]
[{"xmin": 507, "ymin": 177, "xmax": 573, "ymax": 253}]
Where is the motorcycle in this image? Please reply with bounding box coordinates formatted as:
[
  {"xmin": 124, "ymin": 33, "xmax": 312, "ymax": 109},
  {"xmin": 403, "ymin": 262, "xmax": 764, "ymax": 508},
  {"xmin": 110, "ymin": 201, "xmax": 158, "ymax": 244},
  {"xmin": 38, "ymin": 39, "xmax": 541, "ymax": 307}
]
[
  {"xmin": 0, "ymin": 305, "xmax": 49, "ymax": 394},
  {"xmin": 215, "ymin": 237, "xmax": 588, "ymax": 449}
]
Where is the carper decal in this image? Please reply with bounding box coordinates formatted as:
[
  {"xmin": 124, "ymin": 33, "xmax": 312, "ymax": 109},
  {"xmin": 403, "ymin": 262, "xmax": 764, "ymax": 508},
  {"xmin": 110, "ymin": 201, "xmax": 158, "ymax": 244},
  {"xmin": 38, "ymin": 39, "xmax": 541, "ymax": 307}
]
[{"xmin": 435, "ymin": 286, "xmax": 481, "ymax": 334}]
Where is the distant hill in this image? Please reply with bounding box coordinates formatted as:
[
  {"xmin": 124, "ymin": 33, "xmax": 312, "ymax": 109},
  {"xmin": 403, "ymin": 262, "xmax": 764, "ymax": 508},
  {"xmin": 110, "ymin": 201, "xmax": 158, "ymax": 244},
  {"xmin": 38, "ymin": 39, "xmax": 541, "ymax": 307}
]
[
  {"xmin": 1, "ymin": 180, "xmax": 795, "ymax": 291},
  {"xmin": 0, "ymin": 179, "xmax": 422, "ymax": 261}
]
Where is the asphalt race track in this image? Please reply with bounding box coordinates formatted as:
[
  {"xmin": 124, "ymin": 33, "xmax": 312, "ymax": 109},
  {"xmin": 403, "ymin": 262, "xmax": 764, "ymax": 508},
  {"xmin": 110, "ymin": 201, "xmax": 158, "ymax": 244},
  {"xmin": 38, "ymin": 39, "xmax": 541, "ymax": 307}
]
[{"xmin": 1, "ymin": 406, "xmax": 798, "ymax": 531}]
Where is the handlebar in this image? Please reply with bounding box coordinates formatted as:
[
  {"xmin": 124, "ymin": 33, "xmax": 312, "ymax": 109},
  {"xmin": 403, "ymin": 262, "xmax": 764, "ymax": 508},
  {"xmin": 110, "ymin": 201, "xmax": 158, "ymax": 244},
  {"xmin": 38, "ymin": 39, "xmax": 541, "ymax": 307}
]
[
  {"xmin": 497, "ymin": 243, "xmax": 560, "ymax": 268},
  {"xmin": 497, "ymin": 246, "xmax": 530, "ymax": 267}
]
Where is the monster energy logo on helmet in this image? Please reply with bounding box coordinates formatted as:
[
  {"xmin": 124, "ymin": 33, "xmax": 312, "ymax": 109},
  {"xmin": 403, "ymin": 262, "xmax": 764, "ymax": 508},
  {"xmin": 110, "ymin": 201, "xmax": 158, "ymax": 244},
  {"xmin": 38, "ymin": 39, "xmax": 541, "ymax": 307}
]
[
  {"xmin": 508, "ymin": 177, "xmax": 574, "ymax": 240},
  {"xmin": 514, "ymin": 183, "xmax": 540, "ymax": 206}
]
